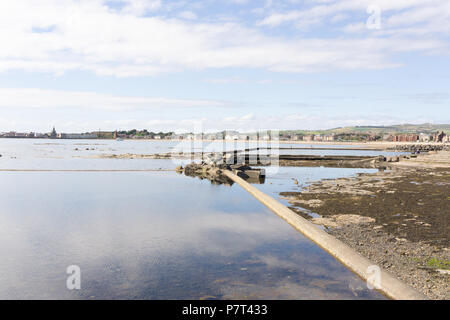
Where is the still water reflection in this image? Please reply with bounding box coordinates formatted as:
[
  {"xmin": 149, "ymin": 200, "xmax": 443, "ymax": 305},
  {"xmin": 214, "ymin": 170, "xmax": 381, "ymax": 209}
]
[{"xmin": 0, "ymin": 171, "xmax": 384, "ymax": 299}]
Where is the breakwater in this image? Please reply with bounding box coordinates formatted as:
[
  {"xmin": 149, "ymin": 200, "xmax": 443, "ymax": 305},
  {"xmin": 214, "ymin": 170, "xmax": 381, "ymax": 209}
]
[{"xmin": 221, "ymin": 169, "xmax": 427, "ymax": 300}]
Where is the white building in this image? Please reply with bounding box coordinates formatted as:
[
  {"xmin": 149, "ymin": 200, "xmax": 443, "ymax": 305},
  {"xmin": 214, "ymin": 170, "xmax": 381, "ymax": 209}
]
[{"xmin": 14, "ymin": 132, "xmax": 27, "ymax": 137}]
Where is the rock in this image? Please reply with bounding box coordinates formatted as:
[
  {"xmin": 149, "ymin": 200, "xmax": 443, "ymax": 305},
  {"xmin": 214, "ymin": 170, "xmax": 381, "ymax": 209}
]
[
  {"xmin": 437, "ymin": 269, "xmax": 450, "ymax": 275},
  {"xmin": 289, "ymin": 199, "xmax": 323, "ymax": 208},
  {"xmin": 388, "ymin": 144, "xmax": 449, "ymax": 152},
  {"xmin": 184, "ymin": 163, "xmax": 234, "ymax": 185},
  {"xmin": 311, "ymin": 214, "xmax": 375, "ymax": 228},
  {"xmin": 334, "ymin": 214, "xmax": 375, "ymax": 225},
  {"xmin": 311, "ymin": 217, "xmax": 339, "ymax": 228}
]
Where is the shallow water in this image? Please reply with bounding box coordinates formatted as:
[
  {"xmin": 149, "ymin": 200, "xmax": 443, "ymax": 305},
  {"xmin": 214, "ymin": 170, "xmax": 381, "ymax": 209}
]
[
  {"xmin": 275, "ymin": 148, "xmax": 406, "ymax": 157},
  {"xmin": 0, "ymin": 139, "xmax": 387, "ymax": 299},
  {"xmin": 0, "ymin": 139, "xmax": 405, "ymax": 170},
  {"xmin": 0, "ymin": 171, "xmax": 384, "ymax": 300},
  {"xmin": 256, "ymin": 166, "xmax": 378, "ymax": 207}
]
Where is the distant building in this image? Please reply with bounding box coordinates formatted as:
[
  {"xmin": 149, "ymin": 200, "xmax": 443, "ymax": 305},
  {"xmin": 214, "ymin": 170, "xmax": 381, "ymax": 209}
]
[
  {"xmin": 239, "ymin": 134, "xmax": 250, "ymax": 140},
  {"xmin": 419, "ymin": 133, "xmax": 432, "ymax": 142},
  {"xmin": 58, "ymin": 133, "xmax": 98, "ymax": 139},
  {"xmin": 170, "ymin": 134, "xmax": 184, "ymax": 140},
  {"xmin": 313, "ymin": 135, "xmax": 322, "ymax": 142},
  {"xmin": 204, "ymin": 134, "xmax": 217, "ymax": 140},
  {"xmin": 14, "ymin": 132, "xmax": 27, "ymax": 138},
  {"xmin": 392, "ymin": 134, "xmax": 419, "ymax": 142},
  {"xmin": 224, "ymin": 134, "xmax": 237, "ymax": 140},
  {"xmin": 50, "ymin": 127, "xmax": 57, "ymax": 139}
]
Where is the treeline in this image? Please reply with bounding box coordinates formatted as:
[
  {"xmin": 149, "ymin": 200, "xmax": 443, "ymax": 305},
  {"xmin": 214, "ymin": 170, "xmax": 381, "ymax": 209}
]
[
  {"xmin": 116, "ymin": 129, "xmax": 174, "ymax": 138},
  {"xmin": 334, "ymin": 133, "xmax": 382, "ymax": 142}
]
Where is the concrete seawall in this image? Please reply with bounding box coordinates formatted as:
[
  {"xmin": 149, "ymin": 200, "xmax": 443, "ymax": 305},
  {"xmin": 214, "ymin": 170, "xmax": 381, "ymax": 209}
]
[{"xmin": 222, "ymin": 170, "xmax": 428, "ymax": 300}]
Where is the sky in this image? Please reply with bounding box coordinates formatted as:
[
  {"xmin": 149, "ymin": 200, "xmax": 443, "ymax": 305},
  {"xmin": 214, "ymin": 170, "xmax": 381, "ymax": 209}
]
[{"xmin": 0, "ymin": 0, "xmax": 449, "ymax": 133}]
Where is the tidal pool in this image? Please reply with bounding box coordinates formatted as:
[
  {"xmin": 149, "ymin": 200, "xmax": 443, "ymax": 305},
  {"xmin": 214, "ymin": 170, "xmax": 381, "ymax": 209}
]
[
  {"xmin": 0, "ymin": 171, "xmax": 385, "ymax": 299},
  {"xmin": 0, "ymin": 139, "xmax": 388, "ymax": 299}
]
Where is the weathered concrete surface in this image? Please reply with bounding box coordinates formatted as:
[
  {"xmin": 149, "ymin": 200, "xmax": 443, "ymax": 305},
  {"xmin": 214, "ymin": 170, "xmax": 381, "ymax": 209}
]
[
  {"xmin": 222, "ymin": 170, "xmax": 427, "ymax": 300},
  {"xmin": 95, "ymin": 150, "xmax": 387, "ymax": 168}
]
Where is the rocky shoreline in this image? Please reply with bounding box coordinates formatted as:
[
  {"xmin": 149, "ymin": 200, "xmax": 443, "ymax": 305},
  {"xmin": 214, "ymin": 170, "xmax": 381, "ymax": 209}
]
[
  {"xmin": 280, "ymin": 165, "xmax": 449, "ymax": 299},
  {"xmin": 387, "ymin": 144, "xmax": 450, "ymax": 152}
]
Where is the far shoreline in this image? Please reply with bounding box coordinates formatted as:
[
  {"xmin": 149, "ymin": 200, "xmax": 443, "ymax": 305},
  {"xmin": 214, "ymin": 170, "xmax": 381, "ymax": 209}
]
[{"xmin": 1, "ymin": 136, "xmax": 449, "ymax": 150}]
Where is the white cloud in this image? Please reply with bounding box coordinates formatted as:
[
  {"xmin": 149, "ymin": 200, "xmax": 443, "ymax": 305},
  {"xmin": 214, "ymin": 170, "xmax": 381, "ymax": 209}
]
[
  {"xmin": 0, "ymin": 88, "xmax": 226, "ymax": 110},
  {"xmin": 0, "ymin": 0, "xmax": 447, "ymax": 77},
  {"xmin": 204, "ymin": 76, "xmax": 246, "ymax": 84},
  {"xmin": 258, "ymin": 0, "xmax": 450, "ymax": 36},
  {"xmin": 177, "ymin": 10, "xmax": 198, "ymax": 20},
  {"xmin": 121, "ymin": 0, "xmax": 162, "ymax": 16}
]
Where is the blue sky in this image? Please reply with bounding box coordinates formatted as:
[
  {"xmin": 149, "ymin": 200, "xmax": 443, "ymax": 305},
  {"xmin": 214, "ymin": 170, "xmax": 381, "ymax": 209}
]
[{"xmin": 0, "ymin": 0, "xmax": 449, "ymax": 133}]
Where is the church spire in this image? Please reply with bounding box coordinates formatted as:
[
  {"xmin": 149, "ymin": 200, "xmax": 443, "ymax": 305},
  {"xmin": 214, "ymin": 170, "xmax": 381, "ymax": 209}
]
[{"xmin": 50, "ymin": 126, "xmax": 57, "ymax": 138}]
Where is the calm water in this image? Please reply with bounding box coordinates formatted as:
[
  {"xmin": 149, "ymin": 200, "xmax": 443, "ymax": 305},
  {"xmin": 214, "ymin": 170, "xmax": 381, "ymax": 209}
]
[
  {"xmin": 0, "ymin": 139, "xmax": 405, "ymax": 170},
  {"xmin": 0, "ymin": 139, "xmax": 386, "ymax": 299}
]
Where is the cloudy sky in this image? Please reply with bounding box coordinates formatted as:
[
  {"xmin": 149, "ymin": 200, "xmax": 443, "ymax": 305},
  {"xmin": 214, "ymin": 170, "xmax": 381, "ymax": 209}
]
[{"xmin": 0, "ymin": 0, "xmax": 449, "ymax": 133}]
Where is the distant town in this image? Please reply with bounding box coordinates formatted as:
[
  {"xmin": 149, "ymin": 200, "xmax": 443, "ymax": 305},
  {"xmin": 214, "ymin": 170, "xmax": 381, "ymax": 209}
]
[{"xmin": 1, "ymin": 125, "xmax": 449, "ymax": 143}]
